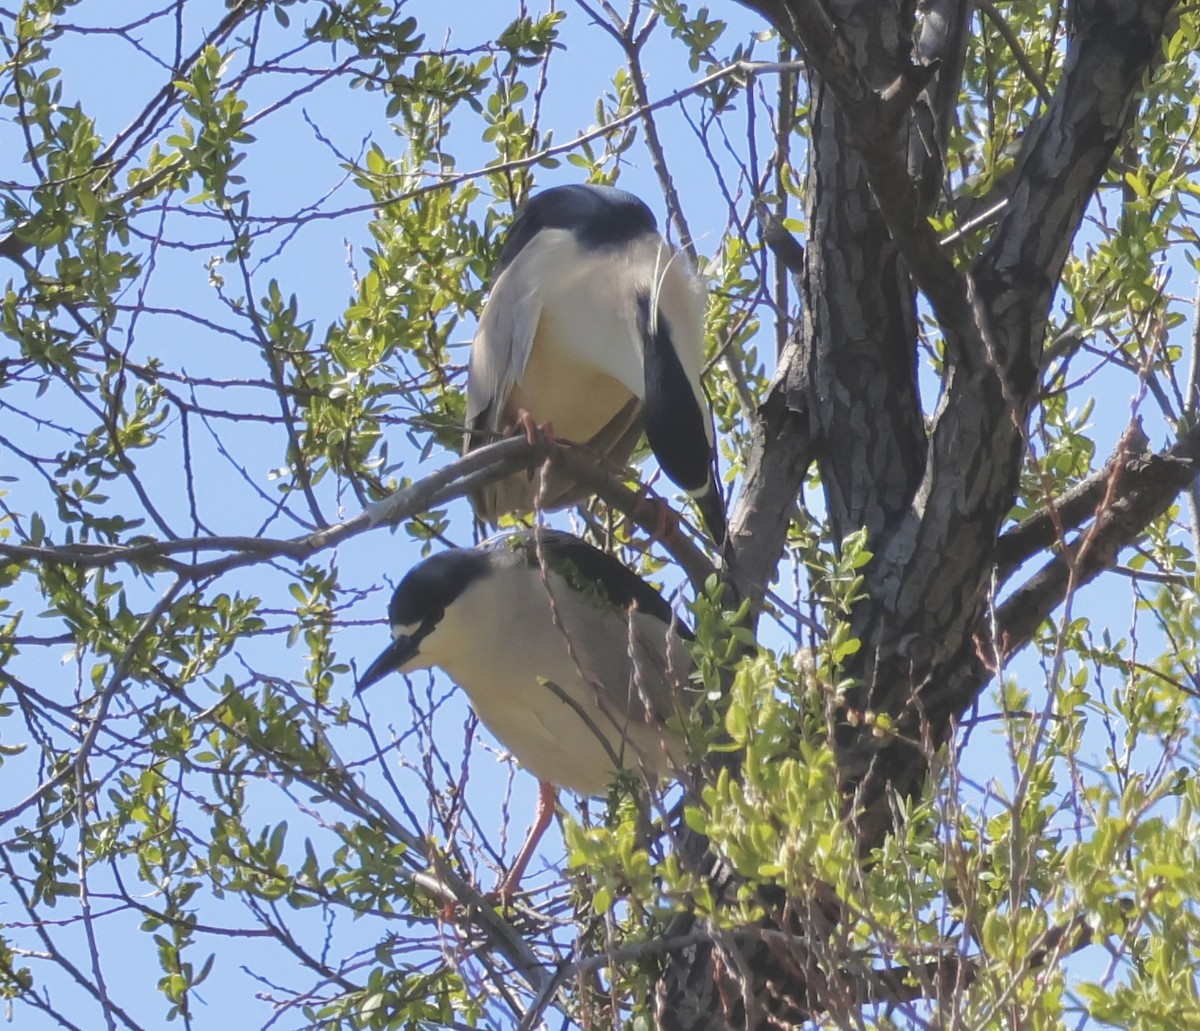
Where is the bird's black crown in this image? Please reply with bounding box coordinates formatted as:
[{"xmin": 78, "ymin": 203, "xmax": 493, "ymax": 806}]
[
  {"xmin": 496, "ymin": 184, "xmax": 658, "ymax": 274},
  {"xmin": 387, "ymin": 548, "xmax": 491, "ymax": 628}
]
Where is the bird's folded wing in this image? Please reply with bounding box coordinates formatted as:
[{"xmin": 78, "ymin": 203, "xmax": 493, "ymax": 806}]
[
  {"xmin": 465, "ymin": 250, "xmax": 544, "ymax": 435},
  {"xmin": 631, "ymin": 612, "xmax": 693, "ymax": 724}
]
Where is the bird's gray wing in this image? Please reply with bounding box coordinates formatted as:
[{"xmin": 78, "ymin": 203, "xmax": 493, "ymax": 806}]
[
  {"xmin": 629, "ymin": 608, "xmax": 694, "ymax": 726},
  {"xmin": 464, "ymin": 251, "xmax": 544, "ymax": 441}
]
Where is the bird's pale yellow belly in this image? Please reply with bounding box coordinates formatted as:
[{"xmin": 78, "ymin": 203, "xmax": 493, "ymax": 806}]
[{"xmin": 506, "ymin": 329, "xmax": 637, "ymax": 445}]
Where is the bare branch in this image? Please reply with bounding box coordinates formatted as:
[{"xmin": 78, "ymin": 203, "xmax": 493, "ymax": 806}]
[
  {"xmin": 0, "ymin": 437, "xmax": 717, "ymax": 588},
  {"xmin": 994, "ymin": 419, "xmax": 1151, "ymax": 583},
  {"xmin": 976, "ymin": 0, "xmax": 1055, "ymax": 107}
]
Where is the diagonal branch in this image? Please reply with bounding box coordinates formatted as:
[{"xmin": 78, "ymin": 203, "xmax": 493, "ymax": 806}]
[
  {"xmin": 993, "ymin": 420, "xmax": 1200, "ymax": 662},
  {"xmin": 731, "ymin": 0, "xmax": 1182, "ymax": 870},
  {"xmin": 838, "ymin": 0, "xmax": 1180, "ymax": 846},
  {"xmin": 994, "ymin": 420, "xmax": 1150, "ymax": 583},
  {"xmin": 0, "ymin": 437, "xmax": 717, "ymax": 588}
]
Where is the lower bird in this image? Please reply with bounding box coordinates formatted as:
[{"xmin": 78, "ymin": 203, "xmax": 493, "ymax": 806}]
[
  {"xmin": 463, "ymin": 183, "xmax": 726, "ymax": 545},
  {"xmin": 356, "ymin": 528, "xmax": 694, "ymax": 899}
]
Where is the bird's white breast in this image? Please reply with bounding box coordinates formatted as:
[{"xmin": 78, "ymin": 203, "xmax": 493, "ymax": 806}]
[
  {"xmin": 503, "ymin": 231, "xmax": 706, "ymax": 442},
  {"xmin": 416, "ymin": 562, "xmax": 690, "ymax": 796}
]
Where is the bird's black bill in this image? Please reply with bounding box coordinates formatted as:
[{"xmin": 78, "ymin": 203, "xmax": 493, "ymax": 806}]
[{"xmin": 355, "ymin": 636, "xmax": 418, "ymax": 694}]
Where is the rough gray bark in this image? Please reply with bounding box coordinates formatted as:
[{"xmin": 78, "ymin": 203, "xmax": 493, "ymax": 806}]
[{"xmin": 660, "ymin": 0, "xmax": 1184, "ymax": 1026}]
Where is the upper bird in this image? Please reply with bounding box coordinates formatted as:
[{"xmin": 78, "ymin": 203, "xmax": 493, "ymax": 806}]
[
  {"xmin": 356, "ymin": 528, "xmax": 695, "ymax": 896},
  {"xmin": 463, "ymin": 184, "xmax": 726, "ymax": 544}
]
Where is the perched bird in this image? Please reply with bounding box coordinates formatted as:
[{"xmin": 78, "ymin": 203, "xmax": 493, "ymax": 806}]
[
  {"xmin": 463, "ymin": 183, "xmax": 726, "ymax": 544},
  {"xmin": 356, "ymin": 528, "xmax": 694, "ymax": 898}
]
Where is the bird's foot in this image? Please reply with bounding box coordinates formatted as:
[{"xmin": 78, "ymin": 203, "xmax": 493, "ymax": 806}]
[
  {"xmin": 512, "ymin": 408, "xmax": 556, "ymax": 447},
  {"xmin": 485, "ymin": 876, "xmax": 524, "ymax": 910},
  {"xmin": 488, "ymin": 779, "xmax": 557, "ymax": 904},
  {"xmin": 435, "ymin": 785, "xmax": 556, "ymax": 919},
  {"xmin": 434, "ymin": 880, "xmax": 523, "ymax": 927},
  {"xmin": 631, "ymin": 488, "xmax": 684, "ymax": 550}
]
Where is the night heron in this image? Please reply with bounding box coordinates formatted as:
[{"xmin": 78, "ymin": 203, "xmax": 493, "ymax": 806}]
[
  {"xmin": 463, "ymin": 184, "xmax": 726, "ymax": 544},
  {"xmin": 356, "ymin": 527, "xmax": 694, "ymax": 896}
]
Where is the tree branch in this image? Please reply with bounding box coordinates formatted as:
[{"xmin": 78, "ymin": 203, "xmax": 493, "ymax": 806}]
[
  {"xmin": 993, "ymin": 420, "xmax": 1200, "ymax": 662},
  {"xmin": 835, "ymin": 0, "xmax": 1181, "ymax": 853},
  {"xmin": 0, "ymin": 437, "xmax": 717, "ymax": 589},
  {"xmin": 976, "ymin": 0, "xmax": 1055, "ymax": 107},
  {"xmin": 994, "ymin": 419, "xmax": 1150, "ymax": 583}
]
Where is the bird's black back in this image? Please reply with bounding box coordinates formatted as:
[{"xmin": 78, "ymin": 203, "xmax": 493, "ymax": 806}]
[
  {"xmin": 490, "ymin": 529, "xmax": 694, "ymax": 640},
  {"xmin": 495, "ymin": 184, "xmax": 658, "ymax": 275}
]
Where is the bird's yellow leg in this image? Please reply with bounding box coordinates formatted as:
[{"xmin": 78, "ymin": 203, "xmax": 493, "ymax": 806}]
[
  {"xmin": 630, "ymin": 487, "xmax": 684, "ymax": 550},
  {"xmin": 492, "ymin": 779, "xmax": 557, "ymax": 905}
]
